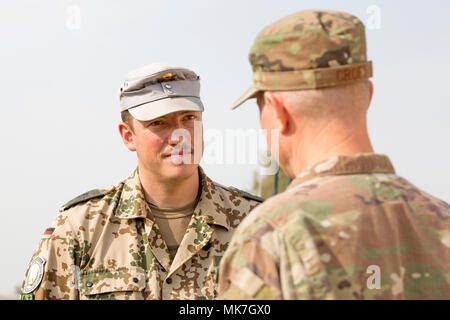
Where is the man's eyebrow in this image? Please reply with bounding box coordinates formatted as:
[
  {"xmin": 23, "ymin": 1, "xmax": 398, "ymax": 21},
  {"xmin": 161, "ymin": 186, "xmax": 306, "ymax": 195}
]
[
  {"xmin": 179, "ymin": 111, "xmax": 199, "ymax": 114},
  {"xmin": 142, "ymin": 111, "xmax": 200, "ymax": 123},
  {"xmin": 179, "ymin": 111, "xmax": 202, "ymax": 117},
  {"xmin": 143, "ymin": 117, "xmax": 162, "ymax": 123}
]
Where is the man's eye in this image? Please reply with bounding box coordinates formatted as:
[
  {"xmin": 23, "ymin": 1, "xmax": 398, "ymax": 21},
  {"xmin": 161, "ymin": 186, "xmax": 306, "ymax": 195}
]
[
  {"xmin": 149, "ymin": 120, "xmax": 163, "ymax": 126},
  {"xmin": 184, "ymin": 115, "xmax": 196, "ymax": 120}
]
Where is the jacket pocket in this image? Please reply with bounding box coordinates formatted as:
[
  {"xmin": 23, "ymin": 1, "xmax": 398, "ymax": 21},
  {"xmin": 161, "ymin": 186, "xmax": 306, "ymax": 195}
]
[{"xmin": 79, "ymin": 267, "xmax": 146, "ymax": 300}]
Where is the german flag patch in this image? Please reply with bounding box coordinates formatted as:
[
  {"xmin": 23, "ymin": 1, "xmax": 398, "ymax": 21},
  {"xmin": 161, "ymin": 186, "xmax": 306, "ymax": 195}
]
[{"xmin": 42, "ymin": 228, "xmax": 54, "ymax": 240}]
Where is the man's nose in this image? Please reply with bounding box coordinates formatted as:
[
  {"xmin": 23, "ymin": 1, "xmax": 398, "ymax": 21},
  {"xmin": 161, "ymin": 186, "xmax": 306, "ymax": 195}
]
[{"xmin": 167, "ymin": 123, "xmax": 191, "ymax": 146}]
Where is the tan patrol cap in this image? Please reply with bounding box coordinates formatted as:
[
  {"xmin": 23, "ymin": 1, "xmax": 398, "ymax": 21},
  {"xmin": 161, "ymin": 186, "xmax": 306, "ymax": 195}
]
[
  {"xmin": 120, "ymin": 63, "xmax": 204, "ymax": 121},
  {"xmin": 232, "ymin": 9, "xmax": 373, "ymax": 110}
]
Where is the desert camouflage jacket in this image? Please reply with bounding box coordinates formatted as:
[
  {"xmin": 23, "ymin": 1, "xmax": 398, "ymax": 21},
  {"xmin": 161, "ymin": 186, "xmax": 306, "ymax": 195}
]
[
  {"xmin": 21, "ymin": 167, "xmax": 262, "ymax": 300},
  {"xmin": 218, "ymin": 153, "xmax": 450, "ymax": 299}
]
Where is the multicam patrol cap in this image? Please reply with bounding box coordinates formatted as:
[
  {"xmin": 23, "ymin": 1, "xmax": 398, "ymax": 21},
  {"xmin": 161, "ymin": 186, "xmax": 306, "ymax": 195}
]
[
  {"xmin": 120, "ymin": 63, "xmax": 204, "ymax": 121},
  {"xmin": 231, "ymin": 9, "xmax": 373, "ymax": 109}
]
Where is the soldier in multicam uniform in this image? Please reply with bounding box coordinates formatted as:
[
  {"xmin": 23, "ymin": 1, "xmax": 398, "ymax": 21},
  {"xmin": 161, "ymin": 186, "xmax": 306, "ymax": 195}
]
[
  {"xmin": 21, "ymin": 63, "xmax": 262, "ymax": 300},
  {"xmin": 218, "ymin": 10, "xmax": 450, "ymax": 299}
]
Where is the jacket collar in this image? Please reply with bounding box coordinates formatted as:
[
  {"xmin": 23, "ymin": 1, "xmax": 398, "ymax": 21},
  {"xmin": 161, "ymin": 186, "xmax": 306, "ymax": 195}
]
[
  {"xmin": 288, "ymin": 153, "xmax": 396, "ymax": 190},
  {"xmin": 114, "ymin": 167, "xmax": 231, "ymax": 231},
  {"xmin": 195, "ymin": 166, "xmax": 231, "ymax": 231}
]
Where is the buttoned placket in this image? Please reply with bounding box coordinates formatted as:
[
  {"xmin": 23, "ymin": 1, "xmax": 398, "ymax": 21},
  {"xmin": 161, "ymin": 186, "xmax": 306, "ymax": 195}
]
[
  {"xmin": 161, "ymin": 214, "xmax": 215, "ymax": 299},
  {"xmin": 141, "ymin": 216, "xmax": 173, "ymax": 299}
]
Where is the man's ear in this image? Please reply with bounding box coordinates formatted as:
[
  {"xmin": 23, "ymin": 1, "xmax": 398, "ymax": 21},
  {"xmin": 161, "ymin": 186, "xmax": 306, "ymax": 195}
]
[
  {"xmin": 368, "ymin": 80, "xmax": 374, "ymax": 107},
  {"xmin": 264, "ymin": 91, "xmax": 289, "ymax": 134},
  {"xmin": 118, "ymin": 122, "xmax": 136, "ymax": 152}
]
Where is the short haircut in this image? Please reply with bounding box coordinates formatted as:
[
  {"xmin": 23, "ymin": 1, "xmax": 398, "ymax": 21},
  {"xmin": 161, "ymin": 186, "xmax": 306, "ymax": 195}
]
[
  {"xmin": 121, "ymin": 110, "xmax": 134, "ymax": 132},
  {"xmin": 272, "ymin": 80, "xmax": 370, "ymax": 119}
]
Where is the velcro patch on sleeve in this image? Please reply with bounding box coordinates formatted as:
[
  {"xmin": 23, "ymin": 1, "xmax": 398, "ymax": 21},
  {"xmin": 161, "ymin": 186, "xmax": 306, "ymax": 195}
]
[
  {"xmin": 230, "ymin": 267, "xmax": 264, "ymax": 297},
  {"xmin": 23, "ymin": 257, "xmax": 46, "ymax": 294}
]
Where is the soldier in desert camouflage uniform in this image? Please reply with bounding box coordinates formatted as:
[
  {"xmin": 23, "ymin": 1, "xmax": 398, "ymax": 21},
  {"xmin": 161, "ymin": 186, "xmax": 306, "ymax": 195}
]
[
  {"xmin": 218, "ymin": 10, "xmax": 450, "ymax": 299},
  {"xmin": 21, "ymin": 63, "xmax": 262, "ymax": 300}
]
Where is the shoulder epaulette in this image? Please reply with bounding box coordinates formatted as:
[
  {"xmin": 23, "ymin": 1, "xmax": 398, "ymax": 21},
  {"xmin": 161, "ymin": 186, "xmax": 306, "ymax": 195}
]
[
  {"xmin": 61, "ymin": 186, "xmax": 115, "ymax": 211},
  {"xmin": 228, "ymin": 187, "xmax": 264, "ymax": 203}
]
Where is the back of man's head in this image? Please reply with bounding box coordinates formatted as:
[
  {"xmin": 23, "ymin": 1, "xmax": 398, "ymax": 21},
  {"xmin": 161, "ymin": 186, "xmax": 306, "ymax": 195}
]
[
  {"xmin": 232, "ymin": 9, "xmax": 373, "ymax": 111},
  {"xmin": 271, "ymin": 80, "xmax": 372, "ymax": 120},
  {"xmin": 239, "ymin": 9, "xmax": 376, "ymax": 176}
]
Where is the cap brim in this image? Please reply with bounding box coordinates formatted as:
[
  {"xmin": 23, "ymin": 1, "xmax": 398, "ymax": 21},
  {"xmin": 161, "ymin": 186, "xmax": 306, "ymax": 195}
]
[
  {"xmin": 231, "ymin": 86, "xmax": 260, "ymax": 110},
  {"xmin": 128, "ymin": 96, "xmax": 204, "ymax": 121}
]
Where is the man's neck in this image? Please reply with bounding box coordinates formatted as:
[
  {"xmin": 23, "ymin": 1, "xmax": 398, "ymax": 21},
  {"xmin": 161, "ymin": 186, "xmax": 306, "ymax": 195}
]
[
  {"xmin": 290, "ymin": 123, "xmax": 374, "ymax": 177},
  {"xmin": 138, "ymin": 166, "xmax": 200, "ymax": 209}
]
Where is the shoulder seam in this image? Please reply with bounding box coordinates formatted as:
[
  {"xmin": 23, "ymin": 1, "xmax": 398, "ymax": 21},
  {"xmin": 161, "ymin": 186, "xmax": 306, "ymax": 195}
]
[
  {"xmin": 60, "ymin": 186, "xmax": 116, "ymax": 211},
  {"xmin": 227, "ymin": 186, "xmax": 264, "ymax": 203}
]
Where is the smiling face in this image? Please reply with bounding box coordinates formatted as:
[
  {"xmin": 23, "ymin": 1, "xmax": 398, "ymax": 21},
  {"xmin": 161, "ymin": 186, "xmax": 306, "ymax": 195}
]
[{"xmin": 119, "ymin": 110, "xmax": 204, "ymax": 182}]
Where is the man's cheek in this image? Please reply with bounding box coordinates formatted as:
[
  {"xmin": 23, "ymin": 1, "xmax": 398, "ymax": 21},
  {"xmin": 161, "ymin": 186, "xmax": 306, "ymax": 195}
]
[{"xmin": 260, "ymin": 118, "xmax": 272, "ymax": 146}]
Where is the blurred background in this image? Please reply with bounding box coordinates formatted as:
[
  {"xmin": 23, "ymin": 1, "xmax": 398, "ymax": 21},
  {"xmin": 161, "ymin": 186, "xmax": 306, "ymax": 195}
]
[{"xmin": 1, "ymin": 0, "xmax": 449, "ymax": 298}]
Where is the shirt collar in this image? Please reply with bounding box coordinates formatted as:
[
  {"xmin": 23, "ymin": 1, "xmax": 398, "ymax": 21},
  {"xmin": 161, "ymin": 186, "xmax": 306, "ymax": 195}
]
[
  {"xmin": 195, "ymin": 166, "xmax": 231, "ymax": 231},
  {"xmin": 114, "ymin": 168, "xmax": 149, "ymax": 219},
  {"xmin": 114, "ymin": 167, "xmax": 231, "ymax": 230},
  {"xmin": 287, "ymin": 153, "xmax": 396, "ymax": 190}
]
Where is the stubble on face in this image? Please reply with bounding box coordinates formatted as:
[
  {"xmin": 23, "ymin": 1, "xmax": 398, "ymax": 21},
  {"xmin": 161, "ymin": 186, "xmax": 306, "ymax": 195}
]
[{"xmin": 132, "ymin": 111, "xmax": 203, "ymax": 183}]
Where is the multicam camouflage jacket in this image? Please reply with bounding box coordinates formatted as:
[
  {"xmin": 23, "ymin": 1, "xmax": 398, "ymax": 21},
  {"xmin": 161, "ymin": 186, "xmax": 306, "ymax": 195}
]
[
  {"xmin": 21, "ymin": 167, "xmax": 262, "ymax": 300},
  {"xmin": 218, "ymin": 153, "xmax": 450, "ymax": 299}
]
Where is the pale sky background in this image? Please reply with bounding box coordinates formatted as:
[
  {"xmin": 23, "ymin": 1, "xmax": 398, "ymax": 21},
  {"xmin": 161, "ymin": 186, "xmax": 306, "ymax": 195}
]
[{"xmin": 0, "ymin": 0, "xmax": 449, "ymax": 296}]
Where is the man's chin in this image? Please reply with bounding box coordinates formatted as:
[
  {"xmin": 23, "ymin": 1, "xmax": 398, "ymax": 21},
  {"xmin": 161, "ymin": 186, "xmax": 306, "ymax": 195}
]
[
  {"xmin": 164, "ymin": 153, "xmax": 200, "ymax": 166},
  {"xmin": 164, "ymin": 160, "xmax": 198, "ymax": 177}
]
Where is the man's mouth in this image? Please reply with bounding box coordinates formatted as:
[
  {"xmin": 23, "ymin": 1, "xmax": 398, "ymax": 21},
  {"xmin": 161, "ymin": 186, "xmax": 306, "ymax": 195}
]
[{"xmin": 163, "ymin": 149, "xmax": 193, "ymax": 158}]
